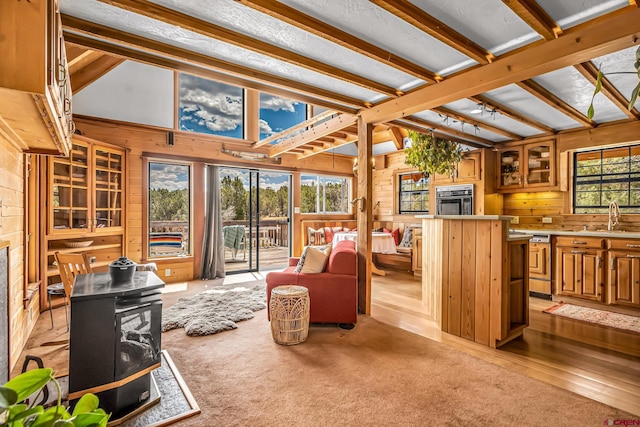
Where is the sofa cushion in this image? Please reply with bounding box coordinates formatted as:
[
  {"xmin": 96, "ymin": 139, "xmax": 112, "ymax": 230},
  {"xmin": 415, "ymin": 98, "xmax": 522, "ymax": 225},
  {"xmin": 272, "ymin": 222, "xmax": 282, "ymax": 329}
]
[
  {"xmin": 295, "ymin": 244, "xmax": 331, "ymax": 273},
  {"xmin": 399, "ymin": 227, "xmax": 413, "ymax": 248},
  {"xmin": 326, "ymin": 240, "xmax": 357, "ymax": 275},
  {"xmin": 300, "ymin": 246, "xmax": 330, "ymax": 273},
  {"xmin": 391, "ymin": 228, "xmax": 401, "ymax": 246},
  {"xmin": 307, "ymin": 227, "xmax": 326, "ymax": 245}
]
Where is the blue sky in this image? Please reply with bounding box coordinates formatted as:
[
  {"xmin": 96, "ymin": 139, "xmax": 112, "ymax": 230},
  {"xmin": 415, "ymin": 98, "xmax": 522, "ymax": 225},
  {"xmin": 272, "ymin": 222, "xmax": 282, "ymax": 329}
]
[
  {"xmin": 259, "ymin": 94, "xmax": 307, "ymax": 140},
  {"xmin": 149, "ymin": 163, "xmax": 190, "ymax": 191}
]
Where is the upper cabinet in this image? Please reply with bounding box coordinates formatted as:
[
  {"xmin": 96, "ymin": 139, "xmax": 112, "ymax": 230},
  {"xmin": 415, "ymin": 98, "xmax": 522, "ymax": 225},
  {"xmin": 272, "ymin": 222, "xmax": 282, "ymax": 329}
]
[
  {"xmin": 432, "ymin": 151, "xmax": 481, "ymax": 183},
  {"xmin": 0, "ymin": 0, "xmax": 73, "ymax": 155},
  {"xmin": 49, "ymin": 137, "xmax": 125, "ymax": 235},
  {"xmin": 497, "ymin": 141, "xmax": 555, "ymax": 191}
]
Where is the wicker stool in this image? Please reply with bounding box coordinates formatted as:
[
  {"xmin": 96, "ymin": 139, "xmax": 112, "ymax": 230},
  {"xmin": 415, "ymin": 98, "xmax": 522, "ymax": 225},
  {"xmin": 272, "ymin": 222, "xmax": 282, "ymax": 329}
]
[{"xmin": 270, "ymin": 285, "xmax": 310, "ymax": 345}]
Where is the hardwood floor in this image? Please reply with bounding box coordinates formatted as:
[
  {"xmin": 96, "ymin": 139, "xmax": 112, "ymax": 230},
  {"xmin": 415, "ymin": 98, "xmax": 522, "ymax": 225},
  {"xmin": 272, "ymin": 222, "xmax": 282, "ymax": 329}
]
[{"xmin": 371, "ymin": 270, "xmax": 640, "ymax": 417}]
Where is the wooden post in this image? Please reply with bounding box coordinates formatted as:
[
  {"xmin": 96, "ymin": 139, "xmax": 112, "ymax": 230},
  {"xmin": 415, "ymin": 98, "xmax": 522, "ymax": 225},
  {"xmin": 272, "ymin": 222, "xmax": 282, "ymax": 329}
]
[{"xmin": 356, "ymin": 117, "xmax": 373, "ymax": 314}]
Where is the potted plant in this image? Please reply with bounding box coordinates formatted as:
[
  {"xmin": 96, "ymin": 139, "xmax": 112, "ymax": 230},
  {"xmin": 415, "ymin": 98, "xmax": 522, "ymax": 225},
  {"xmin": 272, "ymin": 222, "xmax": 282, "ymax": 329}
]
[
  {"xmin": 0, "ymin": 368, "xmax": 109, "ymax": 426},
  {"xmin": 403, "ymin": 130, "xmax": 464, "ymax": 177}
]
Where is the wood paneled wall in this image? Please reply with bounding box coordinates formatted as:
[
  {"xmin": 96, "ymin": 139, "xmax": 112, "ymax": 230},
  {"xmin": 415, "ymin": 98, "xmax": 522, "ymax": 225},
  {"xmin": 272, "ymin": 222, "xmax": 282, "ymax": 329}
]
[
  {"xmin": 73, "ymin": 116, "xmax": 354, "ymax": 280},
  {"xmin": 0, "ymin": 136, "xmax": 38, "ymax": 371}
]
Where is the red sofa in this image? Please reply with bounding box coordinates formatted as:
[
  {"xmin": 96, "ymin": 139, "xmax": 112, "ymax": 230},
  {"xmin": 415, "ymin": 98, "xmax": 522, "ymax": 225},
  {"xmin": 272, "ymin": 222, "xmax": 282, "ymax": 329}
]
[{"xmin": 266, "ymin": 240, "xmax": 358, "ymax": 324}]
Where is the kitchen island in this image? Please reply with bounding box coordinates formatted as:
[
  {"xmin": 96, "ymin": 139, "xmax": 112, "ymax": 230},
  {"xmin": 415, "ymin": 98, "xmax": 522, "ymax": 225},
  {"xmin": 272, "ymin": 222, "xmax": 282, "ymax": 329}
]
[{"xmin": 417, "ymin": 215, "xmax": 530, "ymax": 348}]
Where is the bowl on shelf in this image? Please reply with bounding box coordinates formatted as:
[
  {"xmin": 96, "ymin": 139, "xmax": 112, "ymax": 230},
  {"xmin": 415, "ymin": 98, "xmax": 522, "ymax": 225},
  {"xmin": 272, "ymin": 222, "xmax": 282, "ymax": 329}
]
[
  {"xmin": 540, "ymin": 152, "xmax": 550, "ymax": 158},
  {"xmin": 62, "ymin": 240, "xmax": 93, "ymax": 248}
]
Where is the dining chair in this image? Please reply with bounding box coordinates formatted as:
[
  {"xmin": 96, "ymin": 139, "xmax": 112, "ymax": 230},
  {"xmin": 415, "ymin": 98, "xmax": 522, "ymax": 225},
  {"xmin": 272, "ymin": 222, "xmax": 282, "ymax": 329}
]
[{"xmin": 50, "ymin": 252, "xmax": 92, "ymax": 330}]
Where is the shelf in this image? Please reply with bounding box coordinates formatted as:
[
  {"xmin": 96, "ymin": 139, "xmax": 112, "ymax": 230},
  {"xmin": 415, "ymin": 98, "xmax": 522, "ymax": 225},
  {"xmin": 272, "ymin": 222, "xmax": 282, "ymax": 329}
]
[{"xmin": 47, "ymin": 243, "xmax": 121, "ymax": 256}]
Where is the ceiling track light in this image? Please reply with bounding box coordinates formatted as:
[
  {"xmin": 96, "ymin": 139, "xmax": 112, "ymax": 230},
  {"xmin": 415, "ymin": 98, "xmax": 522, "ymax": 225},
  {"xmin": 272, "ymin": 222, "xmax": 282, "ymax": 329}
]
[{"xmin": 470, "ymin": 102, "xmax": 499, "ymax": 119}]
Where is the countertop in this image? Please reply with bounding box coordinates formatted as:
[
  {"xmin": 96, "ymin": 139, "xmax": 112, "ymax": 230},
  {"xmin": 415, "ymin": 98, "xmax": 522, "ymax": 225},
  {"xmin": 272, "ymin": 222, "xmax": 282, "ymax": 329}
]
[
  {"xmin": 416, "ymin": 215, "xmax": 514, "ymax": 221},
  {"xmin": 511, "ymin": 228, "xmax": 640, "ymax": 240}
]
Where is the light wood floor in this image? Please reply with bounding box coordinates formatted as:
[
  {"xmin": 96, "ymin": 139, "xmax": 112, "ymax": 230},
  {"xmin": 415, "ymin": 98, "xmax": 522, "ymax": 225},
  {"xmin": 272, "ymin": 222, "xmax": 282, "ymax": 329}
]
[{"xmin": 370, "ymin": 270, "xmax": 640, "ymax": 417}]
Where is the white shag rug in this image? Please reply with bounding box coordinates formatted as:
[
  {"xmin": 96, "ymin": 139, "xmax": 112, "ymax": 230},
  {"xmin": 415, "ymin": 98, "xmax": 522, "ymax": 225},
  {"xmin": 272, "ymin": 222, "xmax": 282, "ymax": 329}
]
[{"xmin": 162, "ymin": 285, "xmax": 266, "ymax": 336}]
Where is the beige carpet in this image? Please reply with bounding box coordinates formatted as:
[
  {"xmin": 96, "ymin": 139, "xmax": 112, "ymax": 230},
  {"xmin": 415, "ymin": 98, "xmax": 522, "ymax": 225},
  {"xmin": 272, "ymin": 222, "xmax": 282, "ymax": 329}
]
[{"xmin": 161, "ymin": 291, "xmax": 632, "ymax": 426}]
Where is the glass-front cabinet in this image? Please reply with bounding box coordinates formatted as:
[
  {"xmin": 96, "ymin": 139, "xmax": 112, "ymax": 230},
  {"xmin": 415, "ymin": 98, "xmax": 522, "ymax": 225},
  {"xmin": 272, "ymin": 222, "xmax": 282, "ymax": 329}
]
[
  {"xmin": 49, "ymin": 139, "xmax": 124, "ymax": 234},
  {"xmin": 497, "ymin": 141, "xmax": 555, "ymax": 190}
]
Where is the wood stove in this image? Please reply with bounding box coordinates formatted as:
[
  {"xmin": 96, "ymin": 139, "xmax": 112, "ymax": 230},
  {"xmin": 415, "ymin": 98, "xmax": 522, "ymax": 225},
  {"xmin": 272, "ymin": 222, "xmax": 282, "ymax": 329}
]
[{"xmin": 69, "ymin": 271, "xmax": 165, "ymax": 420}]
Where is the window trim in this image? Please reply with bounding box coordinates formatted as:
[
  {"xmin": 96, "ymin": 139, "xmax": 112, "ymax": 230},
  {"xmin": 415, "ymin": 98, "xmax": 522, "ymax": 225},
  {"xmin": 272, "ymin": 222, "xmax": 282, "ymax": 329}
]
[
  {"xmin": 143, "ymin": 157, "xmax": 194, "ymax": 261},
  {"xmin": 397, "ymin": 171, "xmax": 430, "ymax": 215},
  {"xmin": 572, "ymin": 144, "xmax": 640, "ymax": 214}
]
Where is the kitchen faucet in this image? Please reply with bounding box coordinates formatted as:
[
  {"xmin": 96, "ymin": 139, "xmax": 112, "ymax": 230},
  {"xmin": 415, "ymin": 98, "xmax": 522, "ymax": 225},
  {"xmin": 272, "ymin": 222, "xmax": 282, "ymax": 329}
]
[{"xmin": 608, "ymin": 201, "xmax": 621, "ymax": 231}]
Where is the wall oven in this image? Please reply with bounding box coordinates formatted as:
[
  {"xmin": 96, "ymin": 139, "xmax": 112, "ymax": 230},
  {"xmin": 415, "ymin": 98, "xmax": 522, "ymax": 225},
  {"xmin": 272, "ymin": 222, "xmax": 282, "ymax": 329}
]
[{"xmin": 435, "ymin": 184, "xmax": 474, "ymax": 215}]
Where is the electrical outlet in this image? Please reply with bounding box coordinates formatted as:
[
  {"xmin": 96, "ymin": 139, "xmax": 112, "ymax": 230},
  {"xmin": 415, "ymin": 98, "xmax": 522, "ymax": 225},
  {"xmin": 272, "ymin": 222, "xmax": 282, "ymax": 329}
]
[
  {"xmin": 165, "ymin": 268, "xmax": 171, "ymax": 276},
  {"xmin": 542, "ymin": 217, "xmax": 553, "ymax": 224},
  {"xmin": 510, "ymin": 216, "xmax": 519, "ymax": 225}
]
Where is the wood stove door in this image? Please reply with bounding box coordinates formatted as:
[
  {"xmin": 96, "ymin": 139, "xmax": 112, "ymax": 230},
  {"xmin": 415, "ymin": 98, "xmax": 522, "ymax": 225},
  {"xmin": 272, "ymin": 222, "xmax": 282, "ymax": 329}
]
[{"xmin": 114, "ymin": 299, "xmax": 162, "ymax": 381}]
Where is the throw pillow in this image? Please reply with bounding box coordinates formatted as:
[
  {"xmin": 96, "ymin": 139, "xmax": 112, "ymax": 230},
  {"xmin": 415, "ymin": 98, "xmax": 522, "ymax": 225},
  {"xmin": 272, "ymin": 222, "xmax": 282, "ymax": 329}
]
[
  {"xmin": 295, "ymin": 244, "xmax": 331, "ymax": 273},
  {"xmin": 307, "ymin": 227, "xmax": 326, "ymax": 246},
  {"xmin": 324, "ymin": 226, "xmax": 335, "ymax": 244},
  {"xmin": 391, "ymin": 228, "xmax": 401, "ymax": 246},
  {"xmin": 399, "ymin": 227, "xmax": 413, "ymax": 248},
  {"xmin": 299, "ymin": 245, "xmax": 331, "ymax": 274}
]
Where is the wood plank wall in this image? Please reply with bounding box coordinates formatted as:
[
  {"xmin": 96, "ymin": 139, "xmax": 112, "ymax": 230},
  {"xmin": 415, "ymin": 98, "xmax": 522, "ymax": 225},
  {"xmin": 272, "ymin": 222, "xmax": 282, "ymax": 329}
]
[
  {"xmin": 0, "ymin": 135, "xmax": 38, "ymax": 371},
  {"xmin": 73, "ymin": 116, "xmax": 354, "ymax": 280}
]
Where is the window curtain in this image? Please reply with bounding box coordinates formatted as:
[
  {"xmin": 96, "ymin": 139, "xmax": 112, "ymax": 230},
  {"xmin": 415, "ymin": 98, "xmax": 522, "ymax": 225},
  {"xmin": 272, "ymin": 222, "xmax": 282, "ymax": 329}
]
[{"xmin": 201, "ymin": 165, "xmax": 225, "ymax": 279}]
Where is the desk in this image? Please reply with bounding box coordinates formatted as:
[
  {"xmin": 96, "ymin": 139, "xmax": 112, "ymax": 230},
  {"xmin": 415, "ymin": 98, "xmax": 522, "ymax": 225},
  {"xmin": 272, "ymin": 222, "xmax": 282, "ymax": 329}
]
[{"xmin": 332, "ymin": 232, "xmax": 396, "ymax": 275}]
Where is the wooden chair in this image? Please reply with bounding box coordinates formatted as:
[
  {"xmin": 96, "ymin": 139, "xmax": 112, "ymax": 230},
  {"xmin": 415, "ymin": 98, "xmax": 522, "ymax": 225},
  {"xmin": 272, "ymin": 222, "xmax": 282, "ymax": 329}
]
[{"xmin": 50, "ymin": 252, "xmax": 92, "ymax": 330}]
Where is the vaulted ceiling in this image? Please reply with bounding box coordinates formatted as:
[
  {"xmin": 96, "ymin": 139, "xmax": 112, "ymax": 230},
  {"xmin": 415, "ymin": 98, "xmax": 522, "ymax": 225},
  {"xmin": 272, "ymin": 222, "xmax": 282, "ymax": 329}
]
[{"xmin": 61, "ymin": 0, "xmax": 640, "ymax": 159}]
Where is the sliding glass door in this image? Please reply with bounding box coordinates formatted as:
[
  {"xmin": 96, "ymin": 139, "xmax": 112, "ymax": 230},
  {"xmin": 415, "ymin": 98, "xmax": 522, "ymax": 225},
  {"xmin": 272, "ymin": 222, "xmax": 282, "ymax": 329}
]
[{"xmin": 219, "ymin": 167, "xmax": 291, "ymax": 273}]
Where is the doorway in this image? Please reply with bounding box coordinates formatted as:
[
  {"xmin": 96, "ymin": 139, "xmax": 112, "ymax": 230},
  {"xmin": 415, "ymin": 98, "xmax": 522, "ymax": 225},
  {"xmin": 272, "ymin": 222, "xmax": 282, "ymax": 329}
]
[{"xmin": 219, "ymin": 167, "xmax": 291, "ymax": 273}]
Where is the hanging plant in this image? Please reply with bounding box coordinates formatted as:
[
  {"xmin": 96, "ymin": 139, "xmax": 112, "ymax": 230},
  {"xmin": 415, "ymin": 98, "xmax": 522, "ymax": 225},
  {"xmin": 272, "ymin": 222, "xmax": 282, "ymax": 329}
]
[
  {"xmin": 587, "ymin": 46, "xmax": 640, "ymax": 119},
  {"xmin": 403, "ymin": 130, "xmax": 463, "ymax": 177}
]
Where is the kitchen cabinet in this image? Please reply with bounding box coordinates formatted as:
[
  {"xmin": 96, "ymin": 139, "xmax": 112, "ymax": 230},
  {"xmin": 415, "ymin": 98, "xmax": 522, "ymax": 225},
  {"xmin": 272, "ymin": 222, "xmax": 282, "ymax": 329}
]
[
  {"xmin": 412, "ymin": 229, "xmax": 423, "ymax": 277},
  {"xmin": 497, "ymin": 141, "xmax": 555, "ymax": 191},
  {"xmin": 555, "ymin": 236, "xmax": 605, "ymax": 302},
  {"xmin": 42, "ymin": 135, "xmax": 125, "ymax": 307},
  {"xmin": 607, "ymin": 239, "xmax": 640, "ymax": 309},
  {"xmin": 529, "ymin": 240, "xmax": 552, "ymax": 296},
  {"xmin": 432, "ymin": 151, "xmax": 481, "ymax": 183},
  {"xmin": 0, "ymin": 0, "xmax": 73, "ymax": 155}
]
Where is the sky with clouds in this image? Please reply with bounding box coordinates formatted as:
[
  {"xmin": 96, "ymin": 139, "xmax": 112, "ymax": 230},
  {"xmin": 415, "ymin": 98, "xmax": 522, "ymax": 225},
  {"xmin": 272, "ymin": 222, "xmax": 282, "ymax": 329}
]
[{"xmin": 149, "ymin": 163, "xmax": 190, "ymax": 191}]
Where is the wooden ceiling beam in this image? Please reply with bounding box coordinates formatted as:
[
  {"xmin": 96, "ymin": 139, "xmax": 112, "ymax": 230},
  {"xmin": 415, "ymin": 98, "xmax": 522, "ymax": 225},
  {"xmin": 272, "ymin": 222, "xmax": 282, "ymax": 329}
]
[
  {"xmin": 392, "ymin": 117, "xmax": 495, "ymax": 147},
  {"xmin": 253, "ymin": 109, "xmax": 336, "ymax": 148},
  {"xmin": 65, "ymin": 44, "xmax": 93, "ymax": 66},
  {"xmin": 99, "ymin": 0, "xmax": 400, "ymax": 97},
  {"xmin": 359, "ymin": 8, "xmax": 640, "ymax": 124},
  {"xmin": 62, "ymin": 16, "xmax": 364, "ymax": 112},
  {"xmin": 516, "ymin": 80, "xmax": 595, "ymax": 127},
  {"xmin": 268, "ymin": 114, "xmax": 357, "ymax": 157},
  {"xmin": 574, "ymin": 61, "xmax": 640, "ymax": 119},
  {"xmin": 296, "ymin": 138, "xmax": 354, "ymax": 159},
  {"xmin": 62, "ymin": 32, "xmax": 359, "ymax": 115},
  {"xmin": 389, "ymin": 126, "xmax": 404, "ymax": 150},
  {"xmin": 391, "ymin": 120, "xmax": 491, "ymax": 149},
  {"xmin": 370, "ymin": 0, "xmax": 493, "ymax": 64},
  {"xmin": 502, "ymin": 0, "xmax": 561, "ymax": 40},
  {"xmin": 468, "ymin": 95, "xmax": 556, "ymax": 134},
  {"xmin": 236, "ymin": 0, "xmax": 438, "ymax": 83},
  {"xmin": 432, "ymin": 106, "xmax": 523, "ymax": 140},
  {"xmin": 70, "ymin": 54, "xmax": 124, "ymax": 92}
]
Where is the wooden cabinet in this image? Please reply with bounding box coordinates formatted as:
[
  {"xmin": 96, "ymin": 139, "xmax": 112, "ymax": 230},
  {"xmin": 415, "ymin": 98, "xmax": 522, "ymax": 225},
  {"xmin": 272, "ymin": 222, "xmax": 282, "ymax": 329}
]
[
  {"xmin": 529, "ymin": 241, "xmax": 552, "ymax": 295},
  {"xmin": 432, "ymin": 151, "xmax": 481, "ymax": 183},
  {"xmin": 555, "ymin": 237, "xmax": 605, "ymax": 302},
  {"xmin": 0, "ymin": 0, "xmax": 73, "ymax": 155},
  {"xmin": 607, "ymin": 239, "xmax": 640, "ymax": 309},
  {"xmin": 497, "ymin": 141, "xmax": 554, "ymax": 191},
  {"xmin": 42, "ymin": 135, "xmax": 125, "ymax": 308}
]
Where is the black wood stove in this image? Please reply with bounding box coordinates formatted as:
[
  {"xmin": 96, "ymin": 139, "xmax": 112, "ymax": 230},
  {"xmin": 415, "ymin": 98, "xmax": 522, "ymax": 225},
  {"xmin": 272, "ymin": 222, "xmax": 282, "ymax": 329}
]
[{"xmin": 69, "ymin": 271, "xmax": 165, "ymax": 420}]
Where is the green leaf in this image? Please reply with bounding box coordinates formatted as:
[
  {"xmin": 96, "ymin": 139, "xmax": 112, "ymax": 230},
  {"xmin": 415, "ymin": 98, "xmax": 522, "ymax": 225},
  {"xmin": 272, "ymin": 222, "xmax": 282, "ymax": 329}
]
[
  {"xmin": 0, "ymin": 386, "xmax": 19, "ymax": 408},
  {"xmin": 71, "ymin": 394, "xmax": 100, "ymax": 416},
  {"xmin": 12, "ymin": 405, "xmax": 44, "ymax": 422},
  {"xmin": 587, "ymin": 70, "xmax": 604, "ymax": 120},
  {"xmin": 4, "ymin": 369, "xmax": 54, "ymax": 403},
  {"xmin": 31, "ymin": 405, "xmax": 70, "ymax": 427},
  {"xmin": 587, "ymin": 104, "xmax": 595, "ymax": 120},
  {"xmin": 69, "ymin": 412, "xmax": 110, "ymax": 427}
]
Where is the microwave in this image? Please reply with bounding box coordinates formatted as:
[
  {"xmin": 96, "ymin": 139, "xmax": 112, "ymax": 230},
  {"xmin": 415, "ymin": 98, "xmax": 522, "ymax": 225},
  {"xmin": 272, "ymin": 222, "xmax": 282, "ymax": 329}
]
[{"xmin": 435, "ymin": 184, "xmax": 474, "ymax": 215}]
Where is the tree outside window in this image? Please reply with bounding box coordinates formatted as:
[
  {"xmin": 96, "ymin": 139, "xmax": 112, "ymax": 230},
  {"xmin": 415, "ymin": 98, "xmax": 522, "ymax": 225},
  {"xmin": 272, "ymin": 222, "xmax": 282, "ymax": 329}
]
[{"xmin": 301, "ymin": 175, "xmax": 350, "ymax": 214}]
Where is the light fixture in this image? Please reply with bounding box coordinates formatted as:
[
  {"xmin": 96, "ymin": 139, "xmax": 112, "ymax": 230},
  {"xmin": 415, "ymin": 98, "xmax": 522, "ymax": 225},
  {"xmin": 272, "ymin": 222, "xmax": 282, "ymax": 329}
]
[{"xmin": 470, "ymin": 102, "xmax": 498, "ymax": 119}]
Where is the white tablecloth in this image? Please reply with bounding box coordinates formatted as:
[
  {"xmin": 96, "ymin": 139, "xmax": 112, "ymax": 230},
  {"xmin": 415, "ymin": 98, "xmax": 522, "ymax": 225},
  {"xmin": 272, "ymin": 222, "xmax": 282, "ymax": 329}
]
[{"xmin": 332, "ymin": 232, "xmax": 397, "ymax": 254}]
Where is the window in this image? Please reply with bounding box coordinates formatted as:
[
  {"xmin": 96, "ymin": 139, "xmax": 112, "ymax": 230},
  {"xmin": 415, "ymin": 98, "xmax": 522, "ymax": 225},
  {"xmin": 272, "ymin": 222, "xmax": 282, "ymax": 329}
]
[
  {"xmin": 398, "ymin": 172, "xmax": 430, "ymax": 214},
  {"xmin": 148, "ymin": 161, "xmax": 191, "ymax": 258},
  {"xmin": 574, "ymin": 144, "xmax": 640, "ymax": 214},
  {"xmin": 178, "ymin": 73, "xmax": 243, "ymax": 138},
  {"xmin": 259, "ymin": 93, "xmax": 307, "ymax": 140},
  {"xmin": 301, "ymin": 175, "xmax": 350, "ymax": 214}
]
